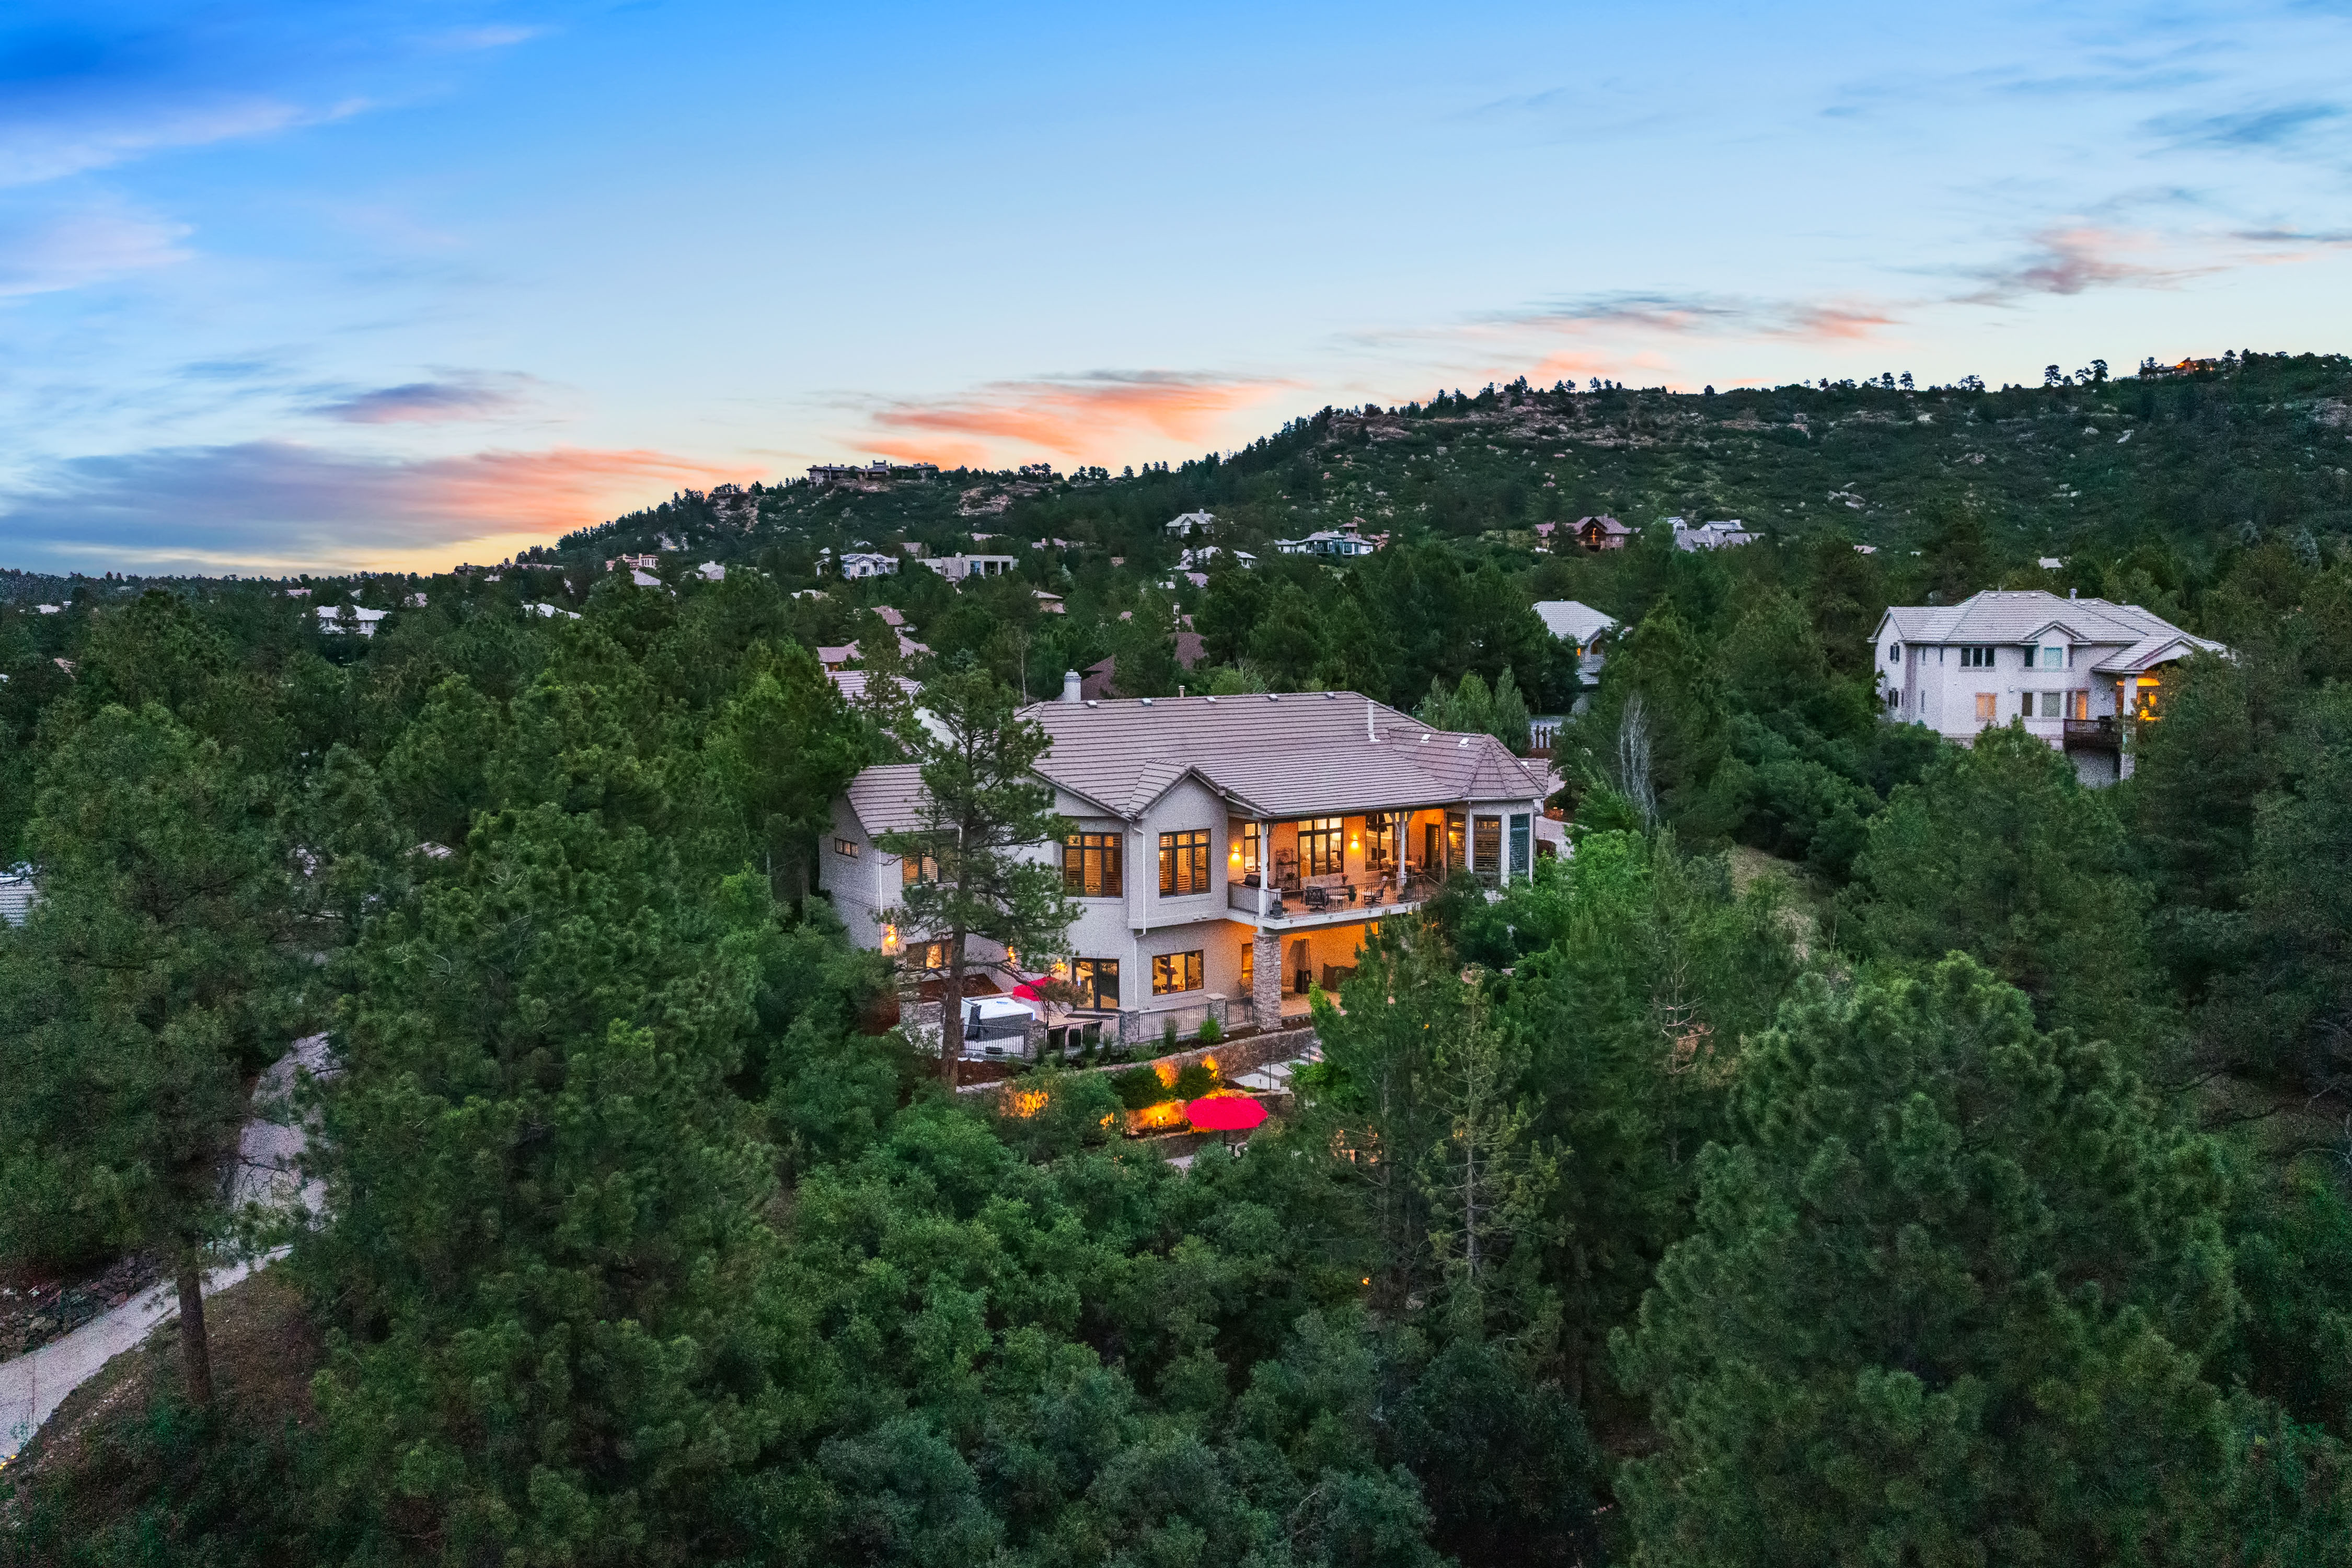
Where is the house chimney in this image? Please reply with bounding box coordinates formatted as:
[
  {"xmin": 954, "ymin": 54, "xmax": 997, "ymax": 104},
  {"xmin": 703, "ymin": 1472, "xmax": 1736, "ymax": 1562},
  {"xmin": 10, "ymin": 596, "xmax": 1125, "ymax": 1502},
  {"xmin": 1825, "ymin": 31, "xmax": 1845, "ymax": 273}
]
[{"xmin": 1061, "ymin": 669, "xmax": 1082, "ymax": 703}]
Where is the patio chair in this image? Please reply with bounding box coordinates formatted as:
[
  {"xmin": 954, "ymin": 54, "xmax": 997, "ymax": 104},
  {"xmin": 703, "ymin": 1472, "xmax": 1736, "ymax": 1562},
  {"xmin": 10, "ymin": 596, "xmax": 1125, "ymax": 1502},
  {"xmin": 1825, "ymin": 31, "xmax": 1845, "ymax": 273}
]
[{"xmin": 1300, "ymin": 885, "xmax": 1331, "ymax": 911}]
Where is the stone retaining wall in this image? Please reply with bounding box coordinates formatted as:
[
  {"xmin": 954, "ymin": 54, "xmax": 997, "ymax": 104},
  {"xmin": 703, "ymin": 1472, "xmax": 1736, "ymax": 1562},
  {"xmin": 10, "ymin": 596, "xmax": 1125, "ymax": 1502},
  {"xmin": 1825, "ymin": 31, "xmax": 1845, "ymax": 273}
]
[{"xmin": 955, "ymin": 1025, "xmax": 1319, "ymax": 1102}]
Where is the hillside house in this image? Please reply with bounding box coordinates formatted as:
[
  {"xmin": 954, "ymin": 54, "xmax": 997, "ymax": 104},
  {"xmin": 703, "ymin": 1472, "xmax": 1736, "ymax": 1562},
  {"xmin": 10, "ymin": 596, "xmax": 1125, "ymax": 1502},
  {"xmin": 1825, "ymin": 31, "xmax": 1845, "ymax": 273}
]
[
  {"xmin": 808, "ymin": 460, "xmax": 938, "ymax": 487},
  {"xmin": 315, "ymin": 605, "xmax": 389, "ymax": 638},
  {"xmin": 1874, "ymin": 589, "xmax": 2226, "ymax": 783},
  {"xmin": 923, "ymin": 554, "xmax": 1019, "ymax": 584},
  {"xmin": 1165, "ymin": 511, "xmax": 1216, "ymax": 538},
  {"xmin": 821, "ymin": 685, "xmax": 1550, "ymax": 1050},
  {"xmin": 1276, "ymin": 526, "xmax": 1377, "ymax": 559},
  {"xmin": 1574, "ymin": 515, "xmax": 1631, "ymax": 551},
  {"xmin": 1671, "ymin": 518, "xmax": 1756, "ymax": 551},
  {"xmin": 835, "ymin": 551, "xmax": 900, "ymax": 579}
]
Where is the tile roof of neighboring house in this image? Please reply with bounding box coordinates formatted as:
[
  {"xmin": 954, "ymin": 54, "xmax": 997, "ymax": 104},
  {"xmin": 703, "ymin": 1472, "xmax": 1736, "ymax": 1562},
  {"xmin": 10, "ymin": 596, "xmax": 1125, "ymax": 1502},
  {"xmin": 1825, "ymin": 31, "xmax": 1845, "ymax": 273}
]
[
  {"xmin": 1531, "ymin": 599, "xmax": 1618, "ymax": 645},
  {"xmin": 1575, "ymin": 515, "xmax": 1630, "ymax": 535},
  {"xmin": 845, "ymin": 764, "xmax": 931, "ymax": 835},
  {"xmin": 873, "ymin": 605, "xmax": 907, "ymax": 627},
  {"xmin": 828, "ymin": 670, "xmax": 920, "ymax": 705},
  {"xmin": 1875, "ymin": 591, "xmax": 2225, "ymax": 674},
  {"xmin": 1019, "ymin": 693, "xmax": 1549, "ymax": 820}
]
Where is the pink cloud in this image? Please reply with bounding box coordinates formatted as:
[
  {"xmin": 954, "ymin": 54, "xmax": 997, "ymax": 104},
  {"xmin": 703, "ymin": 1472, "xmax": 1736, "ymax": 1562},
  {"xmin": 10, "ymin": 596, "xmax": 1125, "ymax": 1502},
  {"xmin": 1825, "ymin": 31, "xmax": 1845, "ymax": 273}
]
[
  {"xmin": 0, "ymin": 441, "xmax": 754, "ymax": 574},
  {"xmin": 861, "ymin": 372, "xmax": 1290, "ymax": 463}
]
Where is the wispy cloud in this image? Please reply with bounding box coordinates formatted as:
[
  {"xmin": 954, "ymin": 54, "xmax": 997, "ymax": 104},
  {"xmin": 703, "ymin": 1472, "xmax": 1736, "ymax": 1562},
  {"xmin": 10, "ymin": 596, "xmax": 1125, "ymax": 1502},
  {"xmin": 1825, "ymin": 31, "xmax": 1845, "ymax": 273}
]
[
  {"xmin": 304, "ymin": 374, "xmax": 537, "ymax": 424},
  {"xmin": 0, "ymin": 441, "xmax": 748, "ymax": 574},
  {"xmin": 2145, "ymin": 100, "xmax": 2346, "ymax": 151},
  {"xmin": 1949, "ymin": 225, "xmax": 2218, "ymax": 304},
  {"xmin": 0, "ymin": 200, "xmax": 189, "ymax": 296},
  {"xmin": 859, "ymin": 371, "xmax": 1291, "ymax": 463},
  {"xmin": 0, "ymin": 98, "xmax": 322, "ymax": 188}
]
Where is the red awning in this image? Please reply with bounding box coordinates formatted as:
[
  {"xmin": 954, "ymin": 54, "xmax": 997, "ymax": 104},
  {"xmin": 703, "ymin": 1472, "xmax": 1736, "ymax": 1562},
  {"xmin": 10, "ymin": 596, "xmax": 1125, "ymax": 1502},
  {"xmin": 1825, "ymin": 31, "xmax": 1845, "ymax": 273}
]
[{"xmin": 1185, "ymin": 1096, "xmax": 1269, "ymax": 1132}]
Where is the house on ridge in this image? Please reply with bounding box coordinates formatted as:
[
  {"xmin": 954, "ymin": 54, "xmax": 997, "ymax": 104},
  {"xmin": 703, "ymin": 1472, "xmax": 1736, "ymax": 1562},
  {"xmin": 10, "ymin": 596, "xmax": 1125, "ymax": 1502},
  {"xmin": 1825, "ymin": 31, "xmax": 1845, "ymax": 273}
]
[{"xmin": 1873, "ymin": 589, "xmax": 2226, "ymax": 784}]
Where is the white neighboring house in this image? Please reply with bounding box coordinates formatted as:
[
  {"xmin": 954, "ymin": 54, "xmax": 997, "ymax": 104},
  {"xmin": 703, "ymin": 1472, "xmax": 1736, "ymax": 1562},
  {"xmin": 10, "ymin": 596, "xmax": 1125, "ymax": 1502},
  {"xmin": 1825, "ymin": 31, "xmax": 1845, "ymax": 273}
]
[
  {"xmin": 0, "ymin": 868, "xmax": 35, "ymax": 927},
  {"xmin": 821, "ymin": 682, "xmax": 1549, "ymax": 1054},
  {"xmin": 1873, "ymin": 589, "xmax": 2226, "ymax": 785},
  {"xmin": 1532, "ymin": 599, "xmax": 1618, "ymax": 712},
  {"xmin": 527, "ymin": 602, "xmax": 581, "ymax": 620},
  {"xmin": 1179, "ymin": 545, "xmax": 1254, "ymax": 571},
  {"xmin": 315, "ymin": 605, "xmax": 389, "ymax": 637},
  {"xmin": 1670, "ymin": 518, "xmax": 1756, "ymax": 551},
  {"xmin": 1276, "ymin": 528, "xmax": 1377, "ymax": 558},
  {"xmin": 831, "ymin": 550, "xmax": 900, "ymax": 579},
  {"xmin": 1165, "ymin": 510, "xmax": 1216, "ymax": 538},
  {"xmin": 697, "ymin": 561, "xmax": 726, "ymax": 582},
  {"xmin": 923, "ymin": 554, "xmax": 1018, "ymax": 584}
]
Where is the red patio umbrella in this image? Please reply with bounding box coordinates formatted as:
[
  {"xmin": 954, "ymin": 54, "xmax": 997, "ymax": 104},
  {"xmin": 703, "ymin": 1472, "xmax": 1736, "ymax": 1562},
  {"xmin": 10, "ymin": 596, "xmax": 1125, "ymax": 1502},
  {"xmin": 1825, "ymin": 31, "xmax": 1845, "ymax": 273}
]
[
  {"xmin": 1185, "ymin": 1096, "xmax": 1269, "ymax": 1132},
  {"xmin": 1009, "ymin": 981, "xmax": 1044, "ymax": 1001}
]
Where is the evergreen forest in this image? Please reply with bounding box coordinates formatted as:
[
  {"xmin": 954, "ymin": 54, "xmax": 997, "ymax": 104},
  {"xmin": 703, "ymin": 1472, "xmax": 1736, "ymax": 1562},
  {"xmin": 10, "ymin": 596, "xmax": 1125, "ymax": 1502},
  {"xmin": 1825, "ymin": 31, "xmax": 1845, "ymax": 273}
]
[{"xmin": 4, "ymin": 351, "xmax": 2352, "ymax": 1564}]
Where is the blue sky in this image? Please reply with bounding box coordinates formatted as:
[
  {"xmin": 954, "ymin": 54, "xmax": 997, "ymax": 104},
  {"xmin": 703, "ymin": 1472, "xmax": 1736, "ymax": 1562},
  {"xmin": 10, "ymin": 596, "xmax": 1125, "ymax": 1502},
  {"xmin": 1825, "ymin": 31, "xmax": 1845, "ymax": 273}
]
[{"xmin": 3, "ymin": 1, "xmax": 2348, "ymax": 575}]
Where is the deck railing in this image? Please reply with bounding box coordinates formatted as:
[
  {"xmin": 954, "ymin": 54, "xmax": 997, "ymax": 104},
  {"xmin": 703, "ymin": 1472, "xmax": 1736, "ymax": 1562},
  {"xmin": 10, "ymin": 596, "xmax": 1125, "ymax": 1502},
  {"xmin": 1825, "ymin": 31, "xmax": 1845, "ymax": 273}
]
[{"xmin": 2061, "ymin": 716, "xmax": 2123, "ymax": 750}]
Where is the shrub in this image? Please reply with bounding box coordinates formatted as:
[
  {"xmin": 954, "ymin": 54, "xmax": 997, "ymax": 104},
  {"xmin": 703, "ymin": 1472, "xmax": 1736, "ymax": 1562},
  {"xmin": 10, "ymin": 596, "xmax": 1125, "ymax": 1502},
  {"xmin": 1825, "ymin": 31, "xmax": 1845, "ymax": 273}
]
[
  {"xmin": 1198, "ymin": 1014, "xmax": 1223, "ymax": 1044},
  {"xmin": 1172, "ymin": 1060, "xmax": 1219, "ymax": 1101},
  {"xmin": 1113, "ymin": 1065, "xmax": 1171, "ymax": 1110}
]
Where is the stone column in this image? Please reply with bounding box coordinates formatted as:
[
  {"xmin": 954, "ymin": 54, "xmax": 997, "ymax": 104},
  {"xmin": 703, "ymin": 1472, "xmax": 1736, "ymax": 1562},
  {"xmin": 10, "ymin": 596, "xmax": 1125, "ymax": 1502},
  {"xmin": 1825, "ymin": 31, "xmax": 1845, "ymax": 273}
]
[{"xmin": 1251, "ymin": 930, "xmax": 1282, "ymax": 1031}]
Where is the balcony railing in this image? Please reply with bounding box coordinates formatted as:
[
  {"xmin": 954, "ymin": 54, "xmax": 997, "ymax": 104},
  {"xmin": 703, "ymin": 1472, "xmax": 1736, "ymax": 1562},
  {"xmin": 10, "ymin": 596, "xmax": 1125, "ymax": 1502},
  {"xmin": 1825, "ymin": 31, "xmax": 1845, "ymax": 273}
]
[
  {"xmin": 2061, "ymin": 716, "xmax": 2122, "ymax": 751},
  {"xmin": 1226, "ymin": 873, "xmax": 1438, "ymax": 922}
]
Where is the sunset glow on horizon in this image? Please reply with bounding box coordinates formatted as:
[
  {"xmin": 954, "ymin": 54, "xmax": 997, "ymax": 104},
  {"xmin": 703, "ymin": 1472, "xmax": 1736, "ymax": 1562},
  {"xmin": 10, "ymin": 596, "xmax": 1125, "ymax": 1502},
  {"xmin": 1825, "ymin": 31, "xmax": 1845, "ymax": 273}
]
[{"xmin": 4, "ymin": 1, "xmax": 2349, "ymax": 573}]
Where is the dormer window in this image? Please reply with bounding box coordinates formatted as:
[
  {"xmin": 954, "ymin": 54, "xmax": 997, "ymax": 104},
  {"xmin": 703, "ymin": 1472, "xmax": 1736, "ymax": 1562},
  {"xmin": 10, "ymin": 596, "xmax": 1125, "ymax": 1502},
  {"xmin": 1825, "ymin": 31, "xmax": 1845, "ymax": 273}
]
[{"xmin": 2037, "ymin": 644, "xmax": 2069, "ymax": 670}]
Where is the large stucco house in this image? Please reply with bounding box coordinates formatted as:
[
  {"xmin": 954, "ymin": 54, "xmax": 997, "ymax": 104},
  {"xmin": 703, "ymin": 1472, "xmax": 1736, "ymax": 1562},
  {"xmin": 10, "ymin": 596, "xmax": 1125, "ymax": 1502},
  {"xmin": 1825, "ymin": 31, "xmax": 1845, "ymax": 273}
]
[
  {"xmin": 822, "ymin": 682, "xmax": 1551, "ymax": 1052},
  {"xmin": 1872, "ymin": 589, "xmax": 2226, "ymax": 783}
]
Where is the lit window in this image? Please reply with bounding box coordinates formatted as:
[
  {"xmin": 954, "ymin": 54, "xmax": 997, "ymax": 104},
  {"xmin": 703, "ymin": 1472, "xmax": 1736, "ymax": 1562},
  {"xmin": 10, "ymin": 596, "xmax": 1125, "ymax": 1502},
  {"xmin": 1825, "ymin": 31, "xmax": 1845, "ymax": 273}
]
[
  {"xmin": 834, "ymin": 838, "xmax": 860, "ymax": 858},
  {"xmin": 1975, "ymin": 693, "xmax": 1996, "ymax": 722},
  {"xmin": 1071, "ymin": 958, "xmax": 1120, "ymax": 1009},
  {"xmin": 1152, "ymin": 950, "xmax": 1205, "ymax": 995},
  {"xmin": 1159, "ymin": 829, "xmax": 1211, "ymax": 895},
  {"xmin": 1240, "ymin": 941, "xmax": 1254, "ymax": 990},
  {"xmin": 901, "ymin": 852, "xmax": 938, "ymax": 885},
  {"xmin": 1063, "ymin": 833, "xmax": 1123, "ymax": 897},
  {"xmin": 1298, "ymin": 817, "xmax": 1344, "ymax": 877}
]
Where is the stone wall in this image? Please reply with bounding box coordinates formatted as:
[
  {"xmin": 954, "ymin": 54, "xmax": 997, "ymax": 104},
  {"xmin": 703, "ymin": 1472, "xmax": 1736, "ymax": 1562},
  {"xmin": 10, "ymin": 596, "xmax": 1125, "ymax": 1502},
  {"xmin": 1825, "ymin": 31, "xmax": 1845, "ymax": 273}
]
[{"xmin": 955, "ymin": 1025, "xmax": 1320, "ymax": 1101}]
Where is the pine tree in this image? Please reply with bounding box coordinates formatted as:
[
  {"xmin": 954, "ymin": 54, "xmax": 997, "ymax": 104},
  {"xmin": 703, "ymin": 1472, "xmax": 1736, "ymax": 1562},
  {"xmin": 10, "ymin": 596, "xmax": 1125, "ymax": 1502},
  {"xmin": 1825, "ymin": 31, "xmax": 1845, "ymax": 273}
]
[
  {"xmin": 0, "ymin": 704, "xmax": 295, "ymax": 1405},
  {"xmin": 1615, "ymin": 956, "xmax": 2243, "ymax": 1565},
  {"xmin": 877, "ymin": 664, "xmax": 1075, "ymax": 1079},
  {"xmin": 311, "ymin": 803, "xmax": 785, "ymax": 1563}
]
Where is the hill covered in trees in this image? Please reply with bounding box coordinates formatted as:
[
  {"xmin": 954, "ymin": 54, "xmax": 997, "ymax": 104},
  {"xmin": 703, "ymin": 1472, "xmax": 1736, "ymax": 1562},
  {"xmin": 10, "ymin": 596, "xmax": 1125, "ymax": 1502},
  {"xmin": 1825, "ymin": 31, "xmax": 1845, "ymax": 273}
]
[{"xmin": 569, "ymin": 350, "xmax": 2352, "ymax": 578}]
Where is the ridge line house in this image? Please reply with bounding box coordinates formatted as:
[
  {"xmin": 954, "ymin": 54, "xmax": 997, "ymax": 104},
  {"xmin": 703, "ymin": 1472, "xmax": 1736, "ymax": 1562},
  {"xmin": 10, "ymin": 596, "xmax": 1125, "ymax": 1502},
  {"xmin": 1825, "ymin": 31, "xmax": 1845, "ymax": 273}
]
[
  {"xmin": 821, "ymin": 685, "xmax": 1551, "ymax": 1053},
  {"xmin": 1873, "ymin": 588, "xmax": 2226, "ymax": 785}
]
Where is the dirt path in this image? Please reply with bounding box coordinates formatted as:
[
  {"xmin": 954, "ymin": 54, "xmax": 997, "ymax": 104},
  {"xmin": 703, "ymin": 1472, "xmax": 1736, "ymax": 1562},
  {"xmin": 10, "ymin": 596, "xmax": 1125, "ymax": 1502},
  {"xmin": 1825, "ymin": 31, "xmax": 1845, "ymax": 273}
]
[{"xmin": 0, "ymin": 1034, "xmax": 329, "ymax": 1465}]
